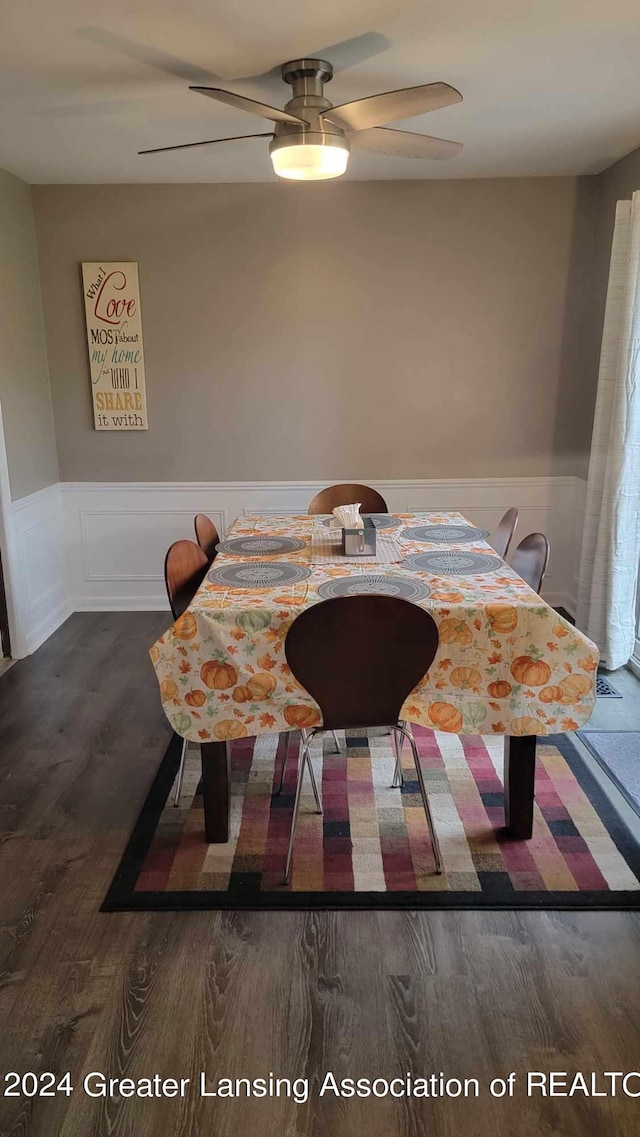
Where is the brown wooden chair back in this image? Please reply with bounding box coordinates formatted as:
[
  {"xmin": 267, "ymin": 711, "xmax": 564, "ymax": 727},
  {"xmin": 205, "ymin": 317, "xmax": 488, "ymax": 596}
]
[
  {"xmin": 307, "ymin": 483, "xmax": 388, "ymax": 516},
  {"xmin": 164, "ymin": 540, "xmax": 209, "ymax": 619},
  {"xmin": 490, "ymin": 507, "xmax": 519, "ymax": 559},
  {"xmin": 194, "ymin": 513, "xmax": 220, "ymax": 563},
  {"xmin": 510, "ymin": 533, "xmax": 550, "ymax": 594},
  {"xmin": 285, "ymin": 596, "xmax": 439, "ymax": 731}
]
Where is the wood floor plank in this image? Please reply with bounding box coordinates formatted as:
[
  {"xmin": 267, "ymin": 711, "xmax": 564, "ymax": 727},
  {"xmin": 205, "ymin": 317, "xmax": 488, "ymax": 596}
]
[{"xmin": 1, "ymin": 614, "xmax": 640, "ymax": 1136}]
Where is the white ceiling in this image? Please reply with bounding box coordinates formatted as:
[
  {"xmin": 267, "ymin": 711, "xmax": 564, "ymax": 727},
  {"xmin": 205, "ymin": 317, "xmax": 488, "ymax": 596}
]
[{"xmin": 1, "ymin": 0, "xmax": 639, "ymax": 183}]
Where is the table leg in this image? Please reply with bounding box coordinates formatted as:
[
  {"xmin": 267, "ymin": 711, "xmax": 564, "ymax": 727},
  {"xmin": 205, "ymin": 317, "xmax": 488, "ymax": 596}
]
[
  {"xmin": 503, "ymin": 734, "xmax": 537, "ymax": 838},
  {"xmin": 200, "ymin": 740, "xmax": 231, "ymax": 843}
]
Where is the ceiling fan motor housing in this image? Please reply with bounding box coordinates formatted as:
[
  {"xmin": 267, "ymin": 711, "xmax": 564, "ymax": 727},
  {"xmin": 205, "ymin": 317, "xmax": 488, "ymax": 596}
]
[{"xmin": 270, "ymin": 58, "xmax": 349, "ymax": 161}]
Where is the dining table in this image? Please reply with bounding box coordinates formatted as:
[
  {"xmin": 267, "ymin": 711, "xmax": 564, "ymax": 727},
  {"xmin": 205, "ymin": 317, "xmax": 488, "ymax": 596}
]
[{"xmin": 150, "ymin": 510, "xmax": 599, "ymax": 845}]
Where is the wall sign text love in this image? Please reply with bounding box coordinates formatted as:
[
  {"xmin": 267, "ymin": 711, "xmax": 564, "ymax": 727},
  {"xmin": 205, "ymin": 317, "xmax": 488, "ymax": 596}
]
[{"xmin": 82, "ymin": 262, "xmax": 148, "ymax": 430}]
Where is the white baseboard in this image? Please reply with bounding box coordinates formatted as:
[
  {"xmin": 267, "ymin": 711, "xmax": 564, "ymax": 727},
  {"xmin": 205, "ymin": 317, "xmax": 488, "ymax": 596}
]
[
  {"xmin": 61, "ymin": 476, "xmax": 585, "ymax": 618},
  {"xmin": 72, "ymin": 596, "xmax": 170, "ymax": 612},
  {"xmin": 24, "ymin": 597, "xmax": 74, "ymax": 654}
]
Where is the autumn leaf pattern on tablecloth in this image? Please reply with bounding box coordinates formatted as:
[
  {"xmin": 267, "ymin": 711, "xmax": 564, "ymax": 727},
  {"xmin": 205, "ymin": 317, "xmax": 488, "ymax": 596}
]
[{"xmin": 150, "ymin": 512, "xmax": 598, "ymax": 742}]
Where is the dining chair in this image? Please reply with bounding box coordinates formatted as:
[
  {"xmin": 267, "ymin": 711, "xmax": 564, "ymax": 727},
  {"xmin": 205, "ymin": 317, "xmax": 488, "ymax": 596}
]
[
  {"xmin": 282, "ymin": 595, "xmax": 442, "ymax": 884},
  {"xmin": 489, "ymin": 507, "xmax": 519, "ymax": 559},
  {"xmin": 307, "ymin": 482, "xmax": 392, "ymax": 743},
  {"xmin": 194, "ymin": 513, "xmax": 220, "ymax": 564},
  {"xmin": 510, "ymin": 533, "xmax": 550, "ymax": 594},
  {"xmin": 164, "ymin": 539, "xmax": 209, "ymax": 805},
  {"xmin": 307, "ymin": 483, "xmax": 389, "ymax": 515}
]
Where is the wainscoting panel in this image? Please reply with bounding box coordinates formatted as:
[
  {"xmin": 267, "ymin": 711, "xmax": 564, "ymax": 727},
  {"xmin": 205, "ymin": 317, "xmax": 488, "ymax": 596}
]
[
  {"xmin": 80, "ymin": 509, "xmax": 227, "ymax": 582},
  {"xmin": 8, "ymin": 483, "xmax": 70, "ymax": 655},
  {"xmin": 62, "ymin": 477, "xmax": 585, "ymax": 616}
]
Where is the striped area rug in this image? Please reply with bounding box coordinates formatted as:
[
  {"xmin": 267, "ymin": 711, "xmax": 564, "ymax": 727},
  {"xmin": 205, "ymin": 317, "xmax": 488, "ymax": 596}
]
[{"xmin": 104, "ymin": 729, "xmax": 640, "ymax": 910}]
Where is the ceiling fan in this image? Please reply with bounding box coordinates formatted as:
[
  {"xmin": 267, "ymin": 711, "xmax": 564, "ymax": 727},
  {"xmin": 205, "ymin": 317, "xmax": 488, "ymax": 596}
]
[{"xmin": 139, "ymin": 57, "xmax": 463, "ymax": 180}]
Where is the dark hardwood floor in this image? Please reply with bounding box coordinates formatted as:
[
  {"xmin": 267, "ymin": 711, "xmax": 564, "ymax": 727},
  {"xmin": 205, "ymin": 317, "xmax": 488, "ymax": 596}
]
[{"xmin": 1, "ymin": 612, "xmax": 640, "ymax": 1136}]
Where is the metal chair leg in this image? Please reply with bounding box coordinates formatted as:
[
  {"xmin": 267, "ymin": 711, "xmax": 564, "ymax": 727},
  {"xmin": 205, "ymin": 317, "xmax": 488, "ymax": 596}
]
[
  {"xmin": 392, "ymin": 728, "xmax": 404, "ymax": 788},
  {"xmin": 304, "ymin": 748, "xmax": 323, "ymax": 814},
  {"xmin": 284, "ymin": 738, "xmax": 309, "ymax": 885},
  {"xmin": 404, "ymin": 720, "xmax": 416, "ymax": 744},
  {"xmin": 284, "ymin": 729, "xmax": 323, "ymax": 884},
  {"xmin": 300, "ymin": 729, "xmax": 322, "ymax": 810},
  {"xmin": 173, "ymin": 735, "xmax": 188, "ymax": 806},
  {"xmin": 276, "ymin": 730, "xmax": 295, "ymax": 795},
  {"xmin": 397, "ymin": 724, "xmax": 443, "ymax": 874},
  {"xmin": 392, "ymin": 719, "xmax": 415, "ymax": 787}
]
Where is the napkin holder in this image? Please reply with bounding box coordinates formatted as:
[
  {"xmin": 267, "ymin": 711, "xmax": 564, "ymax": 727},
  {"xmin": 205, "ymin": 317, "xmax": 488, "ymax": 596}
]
[{"xmin": 341, "ymin": 516, "xmax": 377, "ymax": 556}]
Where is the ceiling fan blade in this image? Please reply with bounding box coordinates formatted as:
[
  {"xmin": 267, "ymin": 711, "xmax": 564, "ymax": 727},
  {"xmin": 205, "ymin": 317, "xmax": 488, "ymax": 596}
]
[
  {"xmin": 308, "ymin": 31, "xmax": 390, "ymax": 73},
  {"xmin": 190, "ymin": 86, "xmax": 308, "ymax": 125},
  {"xmin": 350, "ymin": 127, "xmax": 462, "ymax": 160},
  {"xmin": 77, "ymin": 26, "xmax": 219, "ymax": 84},
  {"xmin": 323, "ymin": 82, "xmax": 462, "ymax": 132},
  {"xmin": 139, "ymin": 133, "xmax": 271, "ymax": 155}
]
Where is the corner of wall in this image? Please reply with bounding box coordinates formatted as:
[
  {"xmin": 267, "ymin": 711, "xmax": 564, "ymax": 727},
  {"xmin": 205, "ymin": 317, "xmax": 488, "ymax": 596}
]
[
  {"xmin": 28, "ymin": 180, "xmax": 60, "ymax": 491},
  {"xmin": 0, "ymin": 460, "xmax": 70, "ymax": 658}
]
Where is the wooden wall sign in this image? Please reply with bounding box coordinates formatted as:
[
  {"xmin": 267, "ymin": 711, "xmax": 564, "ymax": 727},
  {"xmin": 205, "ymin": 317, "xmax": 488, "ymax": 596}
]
[{"xmin": 81, "ymin": 262, "xmax": 148, "ymax": 430}]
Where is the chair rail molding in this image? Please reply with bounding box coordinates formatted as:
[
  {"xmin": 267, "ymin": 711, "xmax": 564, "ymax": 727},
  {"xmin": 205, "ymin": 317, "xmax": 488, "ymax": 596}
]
[{"xmin": 62, "ymin": 476, "xmax": 586, "ymax": 617}]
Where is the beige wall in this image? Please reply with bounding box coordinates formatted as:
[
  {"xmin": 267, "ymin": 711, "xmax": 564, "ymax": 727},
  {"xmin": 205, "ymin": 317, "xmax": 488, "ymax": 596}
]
[
  {"xmin": 0, "ymin": 167, "xmax": 58, "ymax": 500},
  {"xmin": 33, "ymin": 178, "xmax": 597, "ymax": 484}
]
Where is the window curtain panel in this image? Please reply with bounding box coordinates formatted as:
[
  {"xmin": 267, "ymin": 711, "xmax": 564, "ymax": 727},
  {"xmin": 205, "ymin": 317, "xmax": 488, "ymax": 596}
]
[{"xmin": 577, "ymin": 191, "xmax": 640, "ymax": 670}]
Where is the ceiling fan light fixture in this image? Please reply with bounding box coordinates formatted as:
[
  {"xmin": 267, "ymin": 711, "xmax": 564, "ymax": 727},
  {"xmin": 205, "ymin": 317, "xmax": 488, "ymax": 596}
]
[{"xmin": 269, "ymin": 134, "xmax": 349, "ymax": 181}]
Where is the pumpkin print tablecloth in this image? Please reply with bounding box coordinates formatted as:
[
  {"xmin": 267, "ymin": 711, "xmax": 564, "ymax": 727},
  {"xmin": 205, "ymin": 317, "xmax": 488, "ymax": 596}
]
[{"xmin": 150, "ymin": 512, "xmax": 599, "ymax": 744}]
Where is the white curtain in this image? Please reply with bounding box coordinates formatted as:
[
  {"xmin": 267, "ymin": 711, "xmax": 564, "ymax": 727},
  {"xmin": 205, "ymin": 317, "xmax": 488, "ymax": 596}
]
[{"xmin": 577, "ymin": 191, "xmax": 640, "ymax": 670}]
